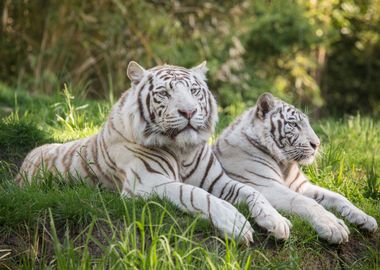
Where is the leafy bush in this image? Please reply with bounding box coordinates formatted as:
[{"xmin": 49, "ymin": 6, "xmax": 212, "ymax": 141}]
[{"xmin": 1, "ymin": 0, "xmax": 380, "ymax": 115}]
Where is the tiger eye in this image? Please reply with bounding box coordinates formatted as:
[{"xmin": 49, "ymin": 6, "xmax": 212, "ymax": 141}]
[
  {"xmin": 159, "ymin": 91, "xmax": 170, "ymax": 98},
  {"xmin": 191, "ymin": 88, "xmax": 197, "ymax": 95}
]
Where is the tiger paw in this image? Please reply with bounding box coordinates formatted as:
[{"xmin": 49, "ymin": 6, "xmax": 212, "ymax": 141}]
[
  {"xmin": 313, "ymin": 211, "xmax": 350, "ymax": 244},
  {"xmin": 257, "ymin": 212, "xmax": 292, "ymax": 240},
  {"xmin": 212, "ymin": 200, "xmax": 254, "ymax": 245},
  {"xmin": 250, "ymin": 199, "xmax": 292, "ymax": 240},
  {"xmin": 360, "ymin": 215, "xmax": 378, "ymax": 232},
  {"xmin": 343, "ymin": 207, "xmax": 378, "ymax": 232}
]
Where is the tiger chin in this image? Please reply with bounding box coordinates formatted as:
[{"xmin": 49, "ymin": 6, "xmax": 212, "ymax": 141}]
[
  {"xmin": 214, "ymin": 93, "xmax": 378, "ymax": 244},
  {"xmin": 17, "ymin": 62, "xmax": 294, "ymax": 245}
]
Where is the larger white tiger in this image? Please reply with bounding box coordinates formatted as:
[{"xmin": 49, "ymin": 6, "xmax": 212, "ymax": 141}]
[
  {"xmin": 214, "ymin": 93, "xmax": 378, "ymax": 244},
  {"xmin": 17, "ymin": 62, "xmax": 291, "ymax": 243}
]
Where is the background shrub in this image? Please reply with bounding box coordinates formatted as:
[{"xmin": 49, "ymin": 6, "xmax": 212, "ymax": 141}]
[{"xmin": 1, "ymin": 0, "xmax": 379, "ymax": 115}]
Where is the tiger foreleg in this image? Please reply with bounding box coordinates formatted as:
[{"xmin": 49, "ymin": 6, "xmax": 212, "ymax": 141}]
[
  {"xmin": 206, "ymin": 172, "xmax": 291, "ymax": 240},
  {"xmin": 301, "ymin": 183, "xmax": 378, "ymax": 232},
  {"xmin": 122, "ymin": 172, "xmax": 254, "ymax": 244},
  {"xmin": 253, "ymin": 181, "xmax": 350, "ymax": 244}
]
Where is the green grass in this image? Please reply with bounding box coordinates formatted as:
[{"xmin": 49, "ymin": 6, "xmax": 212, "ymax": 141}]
[{"xmin": 0, "ymin": 83, "xmax": 379, "ymax": 269}]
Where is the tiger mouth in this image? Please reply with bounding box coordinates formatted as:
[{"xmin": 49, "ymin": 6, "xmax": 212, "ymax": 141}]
[
  {"xmin": 296, "ymin": 153, "xmax": 316, "ymax": 165},
  {"xmin": 167, "ymin": 123, "xmax": 198, "ymax": 139}
]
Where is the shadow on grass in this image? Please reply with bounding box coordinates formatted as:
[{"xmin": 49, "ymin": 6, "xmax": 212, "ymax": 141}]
[{"xmin": 0, "ymin": 119, "xmax": 52, "ymax": 169}]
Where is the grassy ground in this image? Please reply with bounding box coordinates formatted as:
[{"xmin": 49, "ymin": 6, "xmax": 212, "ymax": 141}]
[{"xmin": 0, "ymin": 83, "xmax": 379, "ymax": 269}]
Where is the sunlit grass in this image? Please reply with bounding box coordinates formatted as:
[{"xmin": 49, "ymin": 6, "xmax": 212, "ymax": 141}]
[{"xmin": 0, "ymin": 84, "xmax": 379, "ymax": 269}]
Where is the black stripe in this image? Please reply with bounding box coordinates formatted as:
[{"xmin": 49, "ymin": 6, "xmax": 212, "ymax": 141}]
[
  {"xmin": 295, "ymin": 180, "xmax": 308, "ymax": 192},
  {"xmin": 182, "ymin": 146, "xmax": 203, "ymax": 167},
  {"xmin": 199, "ymin": 154, "xmax": 214, "ymax": 188},
  {"xmin": 247, "ymin": 157, "xmax": 282, "ymax": 179},
  {"xmin": 207, "ymin": 171, "xmax": 224, "ymax": 194},
  {"xmin": 183, "ymin": 144, "xmax": 205, "ymax": 179},
  {"xmin": 179, "ymin": 185, "xmax": 186, "ymax": 207},
  {"xmin": 231, "ymin": 184, "xmax": 244, "ymax": 204},
  {"xmin": 138, "ymin": 83, "xmax": 148, "ymax": 122},
  {"xmin": 99, "ymin": 133, "xmax": 117, "ymax": 170},
  {"xmin": 315, "ymin": 193, "xmax": 325, "ymax": 203},
  {"xmin": 214, "ymin": 140, "xmax": 223, "ymax": 157},
  {"xmin": 242, "ymin": 132, "xmax": 275, "ymax": 159},
  {"xmin": 98, "ymin": 135, "xmax": 123, "ymax": 184},
  {"xmin": 219, "ymin": 180, "xmax": 231, "ymax": 198},
  {"xmin": 135, "ymin": 147, "xmax": 176, "ymax": 178},
  {"xmin": 247, "ymin": 194, "xmax": 258, "ymax": 209},
  {"xmin": 79, "ymin": 145, "xmax": 97, "ymax": 185},
  {"xmin": 224, "ymin": 182, "xmax": 238, "ymax": 201},
  {"xmin": 277, "ymin": 119, "xmax": 285, "ymax": 147},
  {"xmin": 108, "ymin": 118, "xmax": 133, "ymax": 143},
  {"xmin": 225, "ymin": 170, "xmax": 250, "ymax": 181},
  {"xmin": 130, "ymin": 169, "xmax": 142, "ymax": 184},
  {"xmin": 190, "ymin": 187, "xmax": 202, "ymax": 211},
  {"xmin": 124, "ymin": 145, "xmax": 170, "ymax": 176},
  {"xmin": 91, "ymin": 137, "xmax": 114, "ymax": 184},
  {"xmin": 62, "ymin": 142, "xmax": 78, "ymax": 171},
  {"xmin": 137, "ymin": 157, "xmax": 164, "ymax": 176},
  {"xmin": 245, "ymin": 169, "xmax": 281, "ymax": 183},
  {"xmin": 288, "ymin": 170, "xmax": 301, "ymax": 188},
  {"xmin": 146, "ymin": 92, "xmax": 155, "ymax": 122},
  {"xmin": 269, "ymin": 114, "xmax": 283, "ymax": 149},
  {"xmin": 149, "ymin": 151, "xmax": 177, "ymax": 179},
  {"xmin": 160, "ymin": 147, "xmax": 179, "ymax": 180},
  {"xmin": 98, "ymin": 137, "xmax": 115, "ymax": 172},
  {"xmin": 270, "ymin": 114, "xmax": 276, "ymax": 138}
]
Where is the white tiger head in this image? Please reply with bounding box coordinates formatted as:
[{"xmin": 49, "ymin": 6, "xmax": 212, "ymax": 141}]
[
  {"xmin": 250, "ymin": 93, "xmax": 320, "ymax": 165},
  {"xmin": 125, "ymin": 61, "xmax": 218, "ymax": 148}
]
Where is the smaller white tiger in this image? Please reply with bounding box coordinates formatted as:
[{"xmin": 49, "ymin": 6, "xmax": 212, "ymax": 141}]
[{"xmin": 214, "ymin": 93, "xmax": 378, "ymax": 244}]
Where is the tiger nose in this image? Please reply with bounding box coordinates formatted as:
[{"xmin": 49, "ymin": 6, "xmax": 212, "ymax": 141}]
[
  {"xmin": 178, "ymin": 109, "xmax": 197, "ymax": 120},
  {"xmin": 309, "ymin": 141, "xmax": 320, "ymax": 150}
]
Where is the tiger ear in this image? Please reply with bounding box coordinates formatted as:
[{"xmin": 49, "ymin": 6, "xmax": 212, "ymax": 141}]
[
  {"xmin": 127, "ymin": 61, "xmax": 146, "ymax": 84},
  {"xmin": 256, "ymin": 92, "xmax": 275, "ymax": 119},
  {"xmin": 191, "ymin": 61, "xmax": 208, "ymax": 80}
]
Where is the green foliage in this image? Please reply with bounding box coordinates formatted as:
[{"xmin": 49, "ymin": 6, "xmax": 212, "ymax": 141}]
[
  {"xmin": 322, "ymin": 0, "xmax": 380, "ymax": 115},
  {"xmin": 1, "ymin": 0, "xmax": 380, "ymax": 114},
  {"xmin": 245, "ymin": 1, "xmax": 313, "ymax": 57}
]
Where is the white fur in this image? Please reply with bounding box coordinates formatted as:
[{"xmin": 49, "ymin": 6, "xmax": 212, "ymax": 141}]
[
  {"xmin": 214, "ymin": 93, "xmax": 377, "ymax": 244},
  {"xmin": 19, "ymin": 63, "xmax": 289, "ymax": 244}
]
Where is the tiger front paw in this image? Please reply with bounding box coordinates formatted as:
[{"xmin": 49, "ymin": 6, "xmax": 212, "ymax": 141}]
[
  {"xmin": 212, "ymin": 200, "xmax": 254, "ymax": 245},
  {"xmin": 360, "ymin": 215, "xmax": 378, "ymax": 232},
  {"xmin": 313, "ymin": 211, "xmax": 350, "ymax": 244},
  {"xmin": 264, "ymin": 214, "xmax": 292, "ymax": 240},
  {"xmin": 342, "ymin": 207, "xmax": 378, "ymax": 232},
  {"xmin": 251, "ymin": 201, "xmax": 292, "ymax": 240}
]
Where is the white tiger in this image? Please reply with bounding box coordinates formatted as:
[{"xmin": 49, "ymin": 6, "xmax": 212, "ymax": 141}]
[
  {"xmin": 214, "ymin": 93, "xmax": 378, "ymax": 244},
  {"xmin": 17, "ymin": 62, "xmax": 291, "ymax": 243}
]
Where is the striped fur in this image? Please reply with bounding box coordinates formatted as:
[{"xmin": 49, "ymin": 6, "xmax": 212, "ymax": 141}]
[
  {"xmin": 214, "ymin": 93, "xmax": 378, "ymax": 244},
  {"xmin": 16, "ymin": 62, "xmax": 291, "ymax": 243}
]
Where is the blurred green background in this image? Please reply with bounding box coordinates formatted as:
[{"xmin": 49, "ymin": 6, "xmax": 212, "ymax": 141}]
[{"xmin": 1, "ymin": 0, "xmax": 380, "ymax": 116}]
